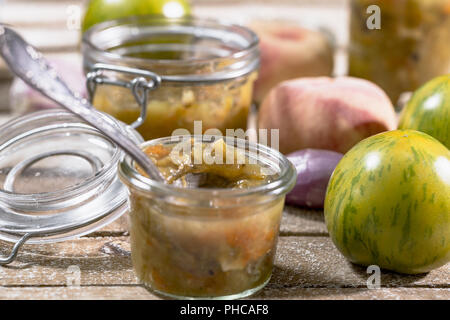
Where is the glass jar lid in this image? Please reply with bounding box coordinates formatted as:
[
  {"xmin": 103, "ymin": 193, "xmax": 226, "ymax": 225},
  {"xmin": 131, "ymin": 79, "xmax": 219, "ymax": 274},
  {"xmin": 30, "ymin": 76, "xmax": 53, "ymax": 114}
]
[{"xmin": 0, "ymin": 109, "xmax": 142, "ymax": 263}]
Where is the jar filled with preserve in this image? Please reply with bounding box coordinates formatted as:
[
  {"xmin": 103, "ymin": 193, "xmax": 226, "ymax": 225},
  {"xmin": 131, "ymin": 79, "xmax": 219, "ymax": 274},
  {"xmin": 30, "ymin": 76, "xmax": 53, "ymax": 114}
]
[
  {"xmin": 82, "ymin": 16, "xmax": 259, "ymax": 140},
  {"xmin": 349, "ymin": 0, "xmax": 450, "ymax": 103},
  {"xmin": 118, "ymin": 135, "xmax": 296, "ymax": 299}
]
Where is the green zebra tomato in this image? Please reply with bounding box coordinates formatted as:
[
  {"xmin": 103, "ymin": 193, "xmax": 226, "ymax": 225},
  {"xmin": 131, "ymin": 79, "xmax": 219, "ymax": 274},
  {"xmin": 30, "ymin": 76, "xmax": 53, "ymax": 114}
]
[
  {"xmin": 399, "ymin": 75, "xmax": 450, "ymax": 149},
  {"xmin": 325, "ymin": 130, "xmax": 450, "ymax": 274},
  {"xmin": 82, "ymin": 0, "xmax": 191, "ymax": 33}
]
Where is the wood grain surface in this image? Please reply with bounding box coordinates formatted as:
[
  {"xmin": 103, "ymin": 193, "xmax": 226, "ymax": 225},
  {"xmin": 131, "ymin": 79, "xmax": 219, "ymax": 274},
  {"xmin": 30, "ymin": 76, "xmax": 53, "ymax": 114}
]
[{"xmin": 0, "ymin": 206, "xmax": 448, "ymax": 300}]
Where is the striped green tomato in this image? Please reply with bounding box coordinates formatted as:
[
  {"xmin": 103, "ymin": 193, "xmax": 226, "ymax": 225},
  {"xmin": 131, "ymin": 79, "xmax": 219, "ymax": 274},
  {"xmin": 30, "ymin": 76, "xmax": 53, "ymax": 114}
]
[
  {"xmin": 82, "ymin": 0, "xmax": 191, "ymax": 33},
  {"xmin": 324, "ymin": 130, "xmax": 450, "ymax": 274},
  {"xmin": 399, "ymin": 75, "xmax": 450, "ymax": 149}
]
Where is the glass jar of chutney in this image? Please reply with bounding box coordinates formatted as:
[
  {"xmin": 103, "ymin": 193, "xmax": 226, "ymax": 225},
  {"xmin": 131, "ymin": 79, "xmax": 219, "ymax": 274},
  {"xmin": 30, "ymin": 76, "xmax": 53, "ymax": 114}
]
[
  {"xmin": 349, "ymin": 0, "xmax": 450, "ymax": 104},
  {"xmin": 118, "ymin": 135, "xmax": 296, "ymax": 299},
  {"xmin": 82, "ymin": 16, "xmax": 259, "ymax": 140}
]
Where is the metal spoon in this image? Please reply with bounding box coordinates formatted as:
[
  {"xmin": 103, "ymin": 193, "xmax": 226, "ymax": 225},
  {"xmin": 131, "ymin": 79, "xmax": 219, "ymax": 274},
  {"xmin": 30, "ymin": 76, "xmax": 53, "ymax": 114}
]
[{"xmin": 0, "ymin": 25, "xmax": 164, "ymax": 182}]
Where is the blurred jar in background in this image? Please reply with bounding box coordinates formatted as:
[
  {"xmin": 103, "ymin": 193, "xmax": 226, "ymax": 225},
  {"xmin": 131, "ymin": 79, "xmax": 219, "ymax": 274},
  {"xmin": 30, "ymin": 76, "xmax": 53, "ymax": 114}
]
[
  {"xmin": 349, "ymin": 0, "xmax": 450, "ymax": 104},
  {"xmin": 82, "ymin": 17, "xmax": 259, "ymax": 141}
]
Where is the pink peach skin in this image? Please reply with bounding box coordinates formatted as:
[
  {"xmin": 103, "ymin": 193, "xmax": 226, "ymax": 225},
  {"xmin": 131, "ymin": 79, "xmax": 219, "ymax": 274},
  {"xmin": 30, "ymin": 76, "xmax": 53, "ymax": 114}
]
[
  {"xmin": 258, "ymin": 77, "xmax": 398, "ymax": 154},
  {"xmin": 249, "ymin": 21, "xmax": 334, "ymax": 104}
]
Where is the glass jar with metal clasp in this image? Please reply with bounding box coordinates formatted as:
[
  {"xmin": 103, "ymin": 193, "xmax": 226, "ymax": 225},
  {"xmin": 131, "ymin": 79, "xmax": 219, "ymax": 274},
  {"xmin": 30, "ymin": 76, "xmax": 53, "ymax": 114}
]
[{"xmin": 82, "ymin": 16, "xmax": 260, "ymax": 140}]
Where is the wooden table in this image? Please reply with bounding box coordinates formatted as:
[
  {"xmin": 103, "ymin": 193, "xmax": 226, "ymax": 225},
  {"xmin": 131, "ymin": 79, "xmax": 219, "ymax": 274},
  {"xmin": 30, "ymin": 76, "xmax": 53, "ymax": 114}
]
[
  {"xmin": 0, "ymin": 0, "xmax": 448, "ymax": 300},
  {"xmin": 0, "ymin": 206, "xmax": 448, "ymax": 300}
]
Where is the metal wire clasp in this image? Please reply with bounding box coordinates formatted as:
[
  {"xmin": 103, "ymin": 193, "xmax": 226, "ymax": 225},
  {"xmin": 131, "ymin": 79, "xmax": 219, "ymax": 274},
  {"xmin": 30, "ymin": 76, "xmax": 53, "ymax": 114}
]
[
  {"xmin": 86, "ymin": 63, "xmax": 162, "ymax": 129},
  {"xmin": 0, "ymin": 233, "xmax": 33, "ymax": 265}
]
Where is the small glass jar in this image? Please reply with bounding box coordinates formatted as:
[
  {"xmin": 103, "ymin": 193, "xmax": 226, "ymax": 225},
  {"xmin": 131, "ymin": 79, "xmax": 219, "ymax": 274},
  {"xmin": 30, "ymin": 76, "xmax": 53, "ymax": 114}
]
[
  {"xmin": 349, "ymin": 0, "xmax": 450, "ymax": 103},
  {"xmin": 82, "ymin": 16, "xmax": 259, "ymax": 140},
  {"xmin": 118, "ymin": 136, "xmax": 296, "ymax": 299}
]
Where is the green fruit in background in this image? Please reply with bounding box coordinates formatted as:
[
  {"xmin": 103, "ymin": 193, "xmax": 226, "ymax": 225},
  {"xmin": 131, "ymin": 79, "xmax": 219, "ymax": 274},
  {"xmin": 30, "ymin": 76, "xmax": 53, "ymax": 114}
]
[
  {"xmin": 324, "ymin": 130, "xmax": 450, "ymax": 274},
  {"xmin": 82, "ymin": 0, "xmax": 192, "ymax": 33},
  {"xmin": 398, "ymin": 75, "xmax": 450, "ymax": 149}
]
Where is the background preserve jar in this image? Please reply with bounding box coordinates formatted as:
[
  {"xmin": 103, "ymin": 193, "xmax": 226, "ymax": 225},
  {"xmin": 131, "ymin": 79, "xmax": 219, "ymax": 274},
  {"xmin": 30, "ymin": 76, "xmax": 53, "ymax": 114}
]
[
  {"xmin": 118, "ymin": 136, "xmax": 296, "ymax": 299},
  {"xmin": 82, "ymin": 16, "xmax": 259, "ymax": 140},
  {"xmin": 349, "ymin": 0, "xmax": 450, "ymax": 104}
]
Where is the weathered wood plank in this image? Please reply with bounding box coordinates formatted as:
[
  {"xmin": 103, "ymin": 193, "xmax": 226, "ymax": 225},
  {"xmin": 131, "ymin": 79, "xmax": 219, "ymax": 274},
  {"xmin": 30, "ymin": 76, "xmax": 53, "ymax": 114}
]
[
  {"xmin": 0, "ymin": 237, "xmax": 137, "ymax": 286},
  {"xmin": 86, "ymin": 215, "xmax": 129, "ymax": 237},
  {"xmin": 280, "ymin": 206, "xmax": 328, "ymax": 236},
  {"xmin": 271, "ymin": 237, "xmax": 450, "ymax": 289},
  {"xmin": 0, "ymin": 286, "xmax": 447, "ymax": 300},
  {"xmin": 0, "ymin": 286, "xmax": 159, "ymax": 300},
  {"xmin": 1, "ymin": 236, "xmax": 448, "ymax": 289},
  {"xmin": 253, "ymin": 287, "xmax": 450, "ymax": 300}
]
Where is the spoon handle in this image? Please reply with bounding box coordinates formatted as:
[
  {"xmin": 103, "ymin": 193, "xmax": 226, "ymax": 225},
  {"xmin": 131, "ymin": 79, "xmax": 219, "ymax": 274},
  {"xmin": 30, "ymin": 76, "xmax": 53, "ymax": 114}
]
[{"xmin": 0, "ymin": 25, "xmax": 163, "ymax": 181}]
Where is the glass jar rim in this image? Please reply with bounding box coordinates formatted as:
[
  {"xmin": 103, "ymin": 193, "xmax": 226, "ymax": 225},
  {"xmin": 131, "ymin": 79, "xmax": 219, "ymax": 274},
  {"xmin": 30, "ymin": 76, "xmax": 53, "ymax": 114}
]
[
  {"xmin": 118, "ymin": 135, "xmax": 296, "ymax": 201},
  {"xmin": 82, "ymin": 15, "xmax": 260, "ymax": 83}
]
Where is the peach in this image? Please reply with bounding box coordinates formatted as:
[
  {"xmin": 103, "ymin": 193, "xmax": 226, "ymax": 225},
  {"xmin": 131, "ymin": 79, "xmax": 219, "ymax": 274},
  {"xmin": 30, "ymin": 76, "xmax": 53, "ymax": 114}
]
[
  {"xmin": 258, "ymin": 77, "xmax": 398, "ymax": 154},
  {"xmin": 248, "ymin": 21, "xmax": 334, "ymax": 104}
]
